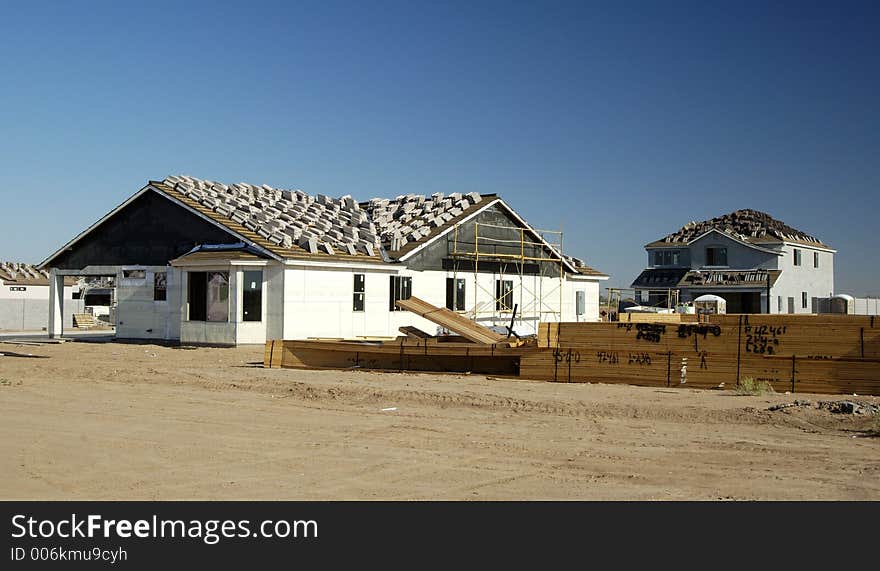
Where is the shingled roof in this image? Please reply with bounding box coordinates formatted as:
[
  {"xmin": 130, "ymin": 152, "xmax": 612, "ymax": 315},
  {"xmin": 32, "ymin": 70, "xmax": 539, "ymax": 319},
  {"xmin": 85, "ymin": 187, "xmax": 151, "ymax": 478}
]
[{"xmin": 647, "ymin": 209, "xmax": 829, "ymax": 248}]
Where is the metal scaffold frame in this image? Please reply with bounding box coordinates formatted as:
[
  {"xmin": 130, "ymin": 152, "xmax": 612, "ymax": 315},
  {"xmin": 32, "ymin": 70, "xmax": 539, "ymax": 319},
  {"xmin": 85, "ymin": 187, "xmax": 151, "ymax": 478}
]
[{"xmin": 448, "ymin": 221, "xmax": 566, "ymax": 328}]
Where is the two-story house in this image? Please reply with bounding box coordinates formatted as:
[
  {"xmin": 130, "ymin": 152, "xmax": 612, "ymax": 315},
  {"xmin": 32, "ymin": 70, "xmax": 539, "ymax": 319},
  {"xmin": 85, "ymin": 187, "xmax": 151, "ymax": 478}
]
[{"xmin": 630, "ymin": 209, "xmax": 835, "ymax": 313}]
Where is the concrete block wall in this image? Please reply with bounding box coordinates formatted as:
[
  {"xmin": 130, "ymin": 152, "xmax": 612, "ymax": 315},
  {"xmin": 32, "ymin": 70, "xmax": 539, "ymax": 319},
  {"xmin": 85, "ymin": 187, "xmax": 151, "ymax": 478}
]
[{"xmin": 0, "ymin": 299, "xmax": 84, "ymax": 331}]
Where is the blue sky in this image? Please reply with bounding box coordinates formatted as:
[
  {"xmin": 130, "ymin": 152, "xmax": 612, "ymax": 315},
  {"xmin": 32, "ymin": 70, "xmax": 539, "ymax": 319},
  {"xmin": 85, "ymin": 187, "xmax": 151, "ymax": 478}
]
[{"xmin": 1, "ymin": 1, "xmax": 877, "ymax": 294}]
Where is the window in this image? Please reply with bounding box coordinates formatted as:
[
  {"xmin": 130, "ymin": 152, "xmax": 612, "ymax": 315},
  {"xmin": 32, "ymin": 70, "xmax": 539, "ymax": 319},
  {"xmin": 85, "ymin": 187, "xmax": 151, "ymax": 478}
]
[
  {"xmin": 154, "ymin": 272, "xmax": 167, "ymax": 301},
  {"xmin": 706, "ymin": 247, "xmax": 727, "ymax": 266},
  {"xmin": 777, "ymin": 296, "xmax": 782, "ymax": 313},
  {"xmin": 389, "ymin": 276, "xmax": 412, "ymax": 311},
  {"xmin": 353, "ymin": 274, "xmax": 365, "ymax": 312},
  {"xmin": 187, "ymin": 271, "xmax": 229, "ymax": 322},
  {"xmin": 496, "ymin": 279, "xmax": 513, "ymax": 311},
  {"xmin": 445, "ymin": 278, "xmax": 466, "ymax": 311},
  {"xmin": 813, "ymin": 252, "xmax": 819, "ymax": 268},
  {"xmin": 794, "ymin": 249, "xmax": 802, "ymax": 266},
  {"xmin": 72, "ymin": 290, "xmax": 82, "ymax": 299},
  {"xmin": 122, "ymin": 269, "xmax": 146, "ymax": 279},
  {"xmin": 575, "ymin": 291, "xmax": 585, "ymax": 316},
  {"xmin": 84, "ymin": 292, "xmax": 111, "ymax": 306},
  {"xmin": 802, "ymin": 291, "xmax": 808, "ymax": 309},
  {"xmin": 9, "ymin": 286, "xmax": 27, "ymax": 292},
  {"xmin": 243, "ymin": 270, "xmax": 263, "ymax": 321},
  {"xmin": 653, "ymin": 250, "xmax": 680, "ymax": 266}
]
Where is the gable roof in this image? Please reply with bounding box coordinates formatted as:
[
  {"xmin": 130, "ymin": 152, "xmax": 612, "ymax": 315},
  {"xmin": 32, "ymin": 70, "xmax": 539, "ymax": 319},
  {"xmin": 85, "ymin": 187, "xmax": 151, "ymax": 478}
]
[
  {"xmin": 646, "ymin": 209, "xmax": 830, "ymax": 249},
  {"xmin": 40, "ymin": 175, "xmax": 606, "ymax": 277}
]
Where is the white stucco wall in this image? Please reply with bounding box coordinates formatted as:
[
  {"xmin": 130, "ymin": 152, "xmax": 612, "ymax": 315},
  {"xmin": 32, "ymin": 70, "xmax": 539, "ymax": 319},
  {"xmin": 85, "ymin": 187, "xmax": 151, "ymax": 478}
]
[
  {"xmin": 0, "ymin": 282, "xmax": 77, "ymax": 300},
  {"xmin": 281, "ymin": 264, "xmax": 604, "ymax": 340},
  {"xmin": 770, "ymin": 244, "xmax": 835, "ymax": 314}
]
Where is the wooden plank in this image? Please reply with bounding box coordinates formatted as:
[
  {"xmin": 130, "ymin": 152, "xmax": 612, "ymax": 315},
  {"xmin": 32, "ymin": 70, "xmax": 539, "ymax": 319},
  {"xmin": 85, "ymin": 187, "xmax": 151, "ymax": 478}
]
[
  {"xmin": 398, "ymin": 326, "xmax": 435, "ymax": 340},
  {"xmin": 395, "ymin": 296, "xmax": 507, "ymax": 344}
]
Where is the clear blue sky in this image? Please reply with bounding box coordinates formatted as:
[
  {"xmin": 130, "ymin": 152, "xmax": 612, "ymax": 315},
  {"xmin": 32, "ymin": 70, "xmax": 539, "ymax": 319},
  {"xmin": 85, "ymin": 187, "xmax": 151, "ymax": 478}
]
[{"xmin": 1, "ymin": 1, "xmax": 877, "ymax": 294}]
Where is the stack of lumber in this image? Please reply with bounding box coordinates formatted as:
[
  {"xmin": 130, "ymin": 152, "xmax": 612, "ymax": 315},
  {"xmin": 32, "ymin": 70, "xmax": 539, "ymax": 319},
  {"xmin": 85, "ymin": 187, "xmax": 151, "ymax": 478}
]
[
  {"xmin": 72, "ymin": 313, "xmax": 97, "ymax": 329},
  {"xmin": 616, "ymin": 313, "xmax": 698, "ymax": 324},
  {"xmin": 524, "ymin": 314, "xmax": 880, "ymax": 395},
  {"xmin": 264, "ymin": 337, "xmax": 527, "ymax": 375},
  {"xmin": 265, "ymin": 296, "xmax": 525, "ymax": 374}
]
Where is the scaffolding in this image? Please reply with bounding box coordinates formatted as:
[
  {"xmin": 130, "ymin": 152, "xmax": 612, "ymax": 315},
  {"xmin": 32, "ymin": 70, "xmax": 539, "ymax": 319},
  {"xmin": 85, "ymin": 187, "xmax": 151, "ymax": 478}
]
[{"xmin": 448, "ymin": 221, "xmax": 567, "ymax": 330}]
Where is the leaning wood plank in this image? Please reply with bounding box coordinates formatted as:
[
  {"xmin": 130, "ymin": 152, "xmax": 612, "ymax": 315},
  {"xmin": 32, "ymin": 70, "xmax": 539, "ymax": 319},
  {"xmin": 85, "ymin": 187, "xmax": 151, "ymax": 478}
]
[{"xmin": 395, "ymin": 297, "xmax": 507, "ymax": 344}]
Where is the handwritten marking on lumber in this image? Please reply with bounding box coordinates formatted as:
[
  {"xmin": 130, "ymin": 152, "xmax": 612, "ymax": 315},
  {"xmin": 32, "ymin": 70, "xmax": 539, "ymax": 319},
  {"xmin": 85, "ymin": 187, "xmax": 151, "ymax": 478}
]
[
  {"xmin": 595, "ymin": 351, "xmax": 654, "ymax": 366},
  {"xmin": 677, "ymin": 324, "xmax": 721, "ymax": 339},
  {"xmin": 617, "ymin": 322, "xmax": 666, "ymax": 343},
  {"xmin": 553, "ymin": 348, "xmax": 581, "ymax": 364},
  {"xmin": 628, "ymin": 352, "xmax": 652, "ymax": 366},
  {"xmin": 597, "ymin": 351, "xmax": 618, "ymax": 364},
  {"xmin": 698, "ymin": 350, "xmax": 708, "ymax": 369},
  {"xmin": 744, "ymin": 324, "xmax": 787, "ymax": 355}
]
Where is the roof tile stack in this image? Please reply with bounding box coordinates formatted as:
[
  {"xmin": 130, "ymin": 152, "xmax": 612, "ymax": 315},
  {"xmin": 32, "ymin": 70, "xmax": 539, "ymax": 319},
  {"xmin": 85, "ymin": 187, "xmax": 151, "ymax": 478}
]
[
  {"xmin": 361, "ymin": 191, "xmax": 483, "ymax": 252},
  {"xmin": 0, "ymin": 262, "xmax": 49, "ymax": 281},
  {"xmin": 163, "ymin": 175, "xmax": 380, "ymax": 257},
  {"xmin": 661, "ymin": 209, "xmax": 823, "ymax": 245}
]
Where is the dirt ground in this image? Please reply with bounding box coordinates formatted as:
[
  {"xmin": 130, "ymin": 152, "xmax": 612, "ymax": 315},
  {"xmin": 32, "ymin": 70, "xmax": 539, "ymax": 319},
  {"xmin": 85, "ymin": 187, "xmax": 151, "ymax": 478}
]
[{"xmin": 0, "ymin": 340, "xmax": 877, "ymax": 500}]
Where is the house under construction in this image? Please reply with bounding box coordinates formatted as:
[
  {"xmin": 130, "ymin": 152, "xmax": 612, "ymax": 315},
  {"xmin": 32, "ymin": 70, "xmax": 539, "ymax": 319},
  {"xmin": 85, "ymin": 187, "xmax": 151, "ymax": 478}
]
[{"xmin": 38, "ymin": 175, "xmax": 607, "ymax": 345}]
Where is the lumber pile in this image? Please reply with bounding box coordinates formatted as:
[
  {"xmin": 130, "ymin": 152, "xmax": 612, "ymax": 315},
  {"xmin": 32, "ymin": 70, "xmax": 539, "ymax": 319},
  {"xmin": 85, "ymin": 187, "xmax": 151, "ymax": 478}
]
[
  {"xmin": 72, "ymin": 313, "xmax": 98, "ymax": 329},
  {"xmin": 525, "ymin": 314, "xmax": 880, "ymax": 395},
  {"xmin": 264, "ymin": 337, "xmax": 526, "ymax": 375}
]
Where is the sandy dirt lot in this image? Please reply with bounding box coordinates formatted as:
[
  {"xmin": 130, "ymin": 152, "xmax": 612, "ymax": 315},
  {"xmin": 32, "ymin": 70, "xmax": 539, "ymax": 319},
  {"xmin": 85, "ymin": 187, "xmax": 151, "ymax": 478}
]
[{"xmin": 0, "ymin": 340, "xmax": 877, "ymax": 500}]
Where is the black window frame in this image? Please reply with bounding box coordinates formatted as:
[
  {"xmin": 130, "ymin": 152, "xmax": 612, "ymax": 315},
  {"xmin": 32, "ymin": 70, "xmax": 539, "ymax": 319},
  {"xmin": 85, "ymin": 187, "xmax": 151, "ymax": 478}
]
[
  {"xmin": 242, "ymin": 270, "xmax": 263, "ymax": 322},
  {"xmin": 706, "ymin": 247, "xmax": 728, "ymax": 266},
  {"xmin": 794, "ymin": 249, "xmax": 802, "ymax": 266},
  {"xmin": 495, "ymin": 279, "xmax": 514, "ymax": 311},
  {"xmin": 445, "ymin": 278, "xmax": 466, "ymax": 311},
  {"xmin": 813, "ymin": 252, "xmax": 819, "ymax": 268},
  {"xmin": 353, "ymin": 273, "xmax": 366, "ymax": 312},
  {"xmin": 153, "ymin": 272, "xmax": 167, "ymax": 301},
  {"xmin": 389, "ymin": 276, "xmax": 412, "ymax": 311},
  {"xmin": 802, "ymin": 291, "xmax": 808, "ymax": 309}
]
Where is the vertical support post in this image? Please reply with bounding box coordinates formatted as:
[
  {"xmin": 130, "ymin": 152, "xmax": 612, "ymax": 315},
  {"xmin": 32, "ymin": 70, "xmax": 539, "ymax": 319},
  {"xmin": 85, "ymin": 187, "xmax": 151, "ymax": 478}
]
[
  {"xmin": 860, "ymin": 327, "xmax": 865, "ymax": 358},
  {"xmin": 735, "ymin": 314, "xmax": 743, "ymax": 385},
  {"xmin": 48, "ymin": 268, "xmax": 64, "ymax": 339},
  {"xmin": 473, "ymin": 222, "xmax": 479, "ymax": 321}
]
